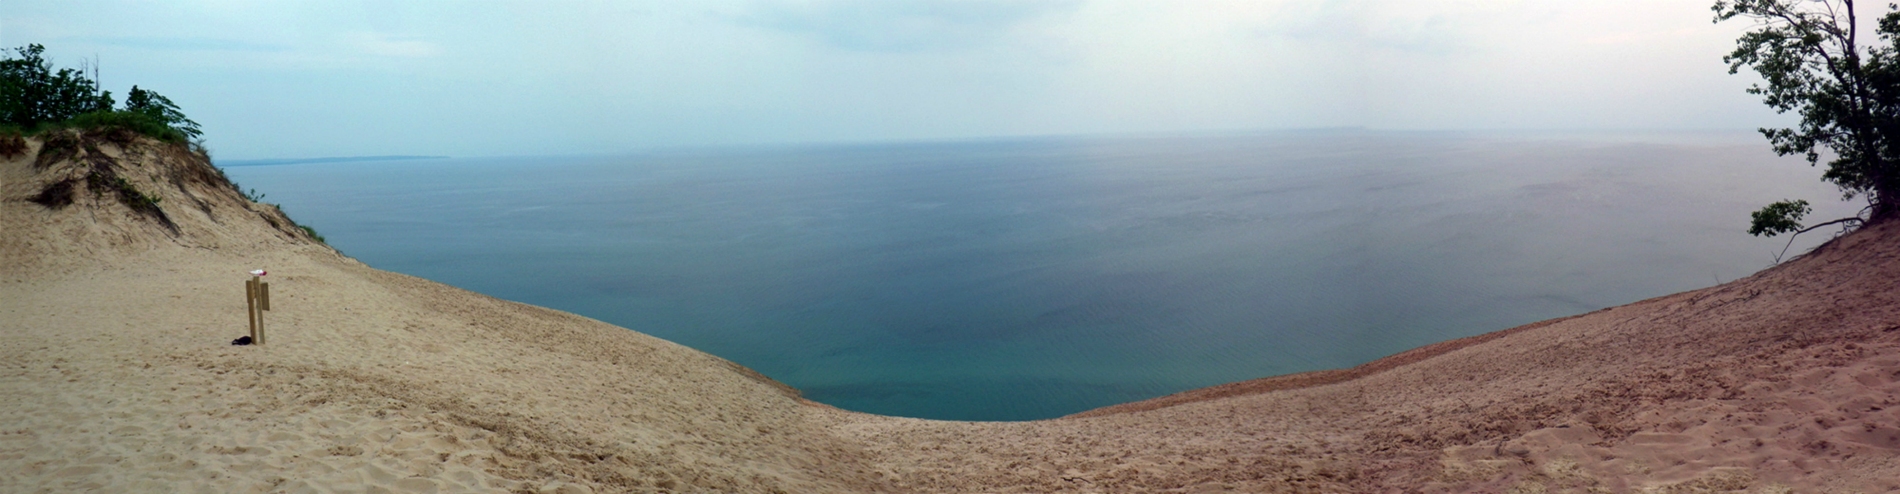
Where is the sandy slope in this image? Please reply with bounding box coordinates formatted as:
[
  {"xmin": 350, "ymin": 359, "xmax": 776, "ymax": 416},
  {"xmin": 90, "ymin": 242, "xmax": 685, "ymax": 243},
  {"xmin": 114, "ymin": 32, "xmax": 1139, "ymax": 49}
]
[
  {"xmin": 836, "ymin": 223, "xmax": 1900, "ymax": 492},
  {"xmin": 3, "ymin": 133, "xmax": 1898, "ymax": 492}
]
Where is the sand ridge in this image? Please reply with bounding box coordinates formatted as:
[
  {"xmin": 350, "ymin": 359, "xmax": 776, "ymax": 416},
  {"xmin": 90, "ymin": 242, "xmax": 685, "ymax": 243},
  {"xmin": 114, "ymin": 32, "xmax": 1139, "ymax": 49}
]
[{"xmin": 3, "ymin": 133, "xmax": 1899, "ymax": 492}]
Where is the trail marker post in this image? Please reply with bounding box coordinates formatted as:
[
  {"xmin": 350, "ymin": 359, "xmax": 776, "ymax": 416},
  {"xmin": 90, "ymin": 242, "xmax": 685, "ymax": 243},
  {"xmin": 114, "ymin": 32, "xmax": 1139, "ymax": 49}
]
[{"xmin": 246, "ymin": 269, "xmax": 270, "ymax": 344}]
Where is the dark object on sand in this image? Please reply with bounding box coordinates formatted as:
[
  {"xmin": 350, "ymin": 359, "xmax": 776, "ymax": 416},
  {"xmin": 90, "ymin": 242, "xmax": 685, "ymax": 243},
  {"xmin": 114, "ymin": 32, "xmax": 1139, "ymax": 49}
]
[{"xmin": 232, "ymin": 336, "xmax": 253, "ymax": 345}]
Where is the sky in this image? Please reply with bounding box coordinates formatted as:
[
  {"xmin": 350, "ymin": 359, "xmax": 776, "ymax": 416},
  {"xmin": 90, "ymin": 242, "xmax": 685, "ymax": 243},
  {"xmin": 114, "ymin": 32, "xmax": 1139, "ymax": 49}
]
[{"xmin": 2, "ymin": 0, "xmax": 1800, "ymax": 160}]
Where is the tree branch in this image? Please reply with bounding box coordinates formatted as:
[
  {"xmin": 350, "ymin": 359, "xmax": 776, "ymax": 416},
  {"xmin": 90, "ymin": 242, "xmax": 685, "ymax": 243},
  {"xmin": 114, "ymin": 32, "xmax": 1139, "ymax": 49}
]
[{"xmin": 1774, "ymin": 216, "xmax": 1866, "ymax": 263}]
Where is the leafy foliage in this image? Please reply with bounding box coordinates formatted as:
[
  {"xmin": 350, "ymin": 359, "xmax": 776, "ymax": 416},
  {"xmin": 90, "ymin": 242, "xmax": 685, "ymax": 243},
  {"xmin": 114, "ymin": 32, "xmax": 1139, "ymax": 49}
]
[
  {"xmin": 123, "ymin": 85, "xmax": 201, "ymax": 141},
  {"xmin": 0, "ymin": 44, "xmax": 113, "ymax": 129},
  {"xmin": 1716, "ymin": 0, "xmax": 1900, "ymax": 227},
  {"xmin": 0, "ymin": 44, "xmax": 200, "ymax": 143},
  {"xmin": 1747, "ymin": 199, "xmax": 1811, "ymax": 236}
]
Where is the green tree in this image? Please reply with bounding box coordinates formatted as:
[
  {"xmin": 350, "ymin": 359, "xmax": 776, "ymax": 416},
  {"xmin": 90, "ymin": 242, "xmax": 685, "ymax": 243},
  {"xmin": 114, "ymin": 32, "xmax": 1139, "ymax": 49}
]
[
  {"xmin": 0, "ymin": 44, "xmax": 114, "ymax": 129},
  {"xmin": 1715, "ymin": 0, "xmax": 1900, "ymax": 236},
  {"xmin": 123, "ymin": 85, "xmax": 201, "ymax": 140},
  {"xmin": 1, "ymin": 44, "xmax": 203, "ymax": 144}
]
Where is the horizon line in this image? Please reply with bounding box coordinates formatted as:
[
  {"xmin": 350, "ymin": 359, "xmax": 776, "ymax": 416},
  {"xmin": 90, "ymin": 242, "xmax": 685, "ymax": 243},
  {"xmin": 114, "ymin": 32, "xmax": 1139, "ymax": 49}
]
[
  {"xmin": 218, "ymin": 155, "xmax": 451, "ymax": 167},
  {"xmin": 214, "ymin": 127, "xmax": 1777, "ymax": 164}
]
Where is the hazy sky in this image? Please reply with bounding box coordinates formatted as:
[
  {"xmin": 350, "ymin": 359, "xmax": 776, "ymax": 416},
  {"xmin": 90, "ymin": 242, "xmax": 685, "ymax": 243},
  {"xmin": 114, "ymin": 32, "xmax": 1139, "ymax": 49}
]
[{"xmin": 4, "ymin": 1, "xmax": 1793, "ymax": 159}]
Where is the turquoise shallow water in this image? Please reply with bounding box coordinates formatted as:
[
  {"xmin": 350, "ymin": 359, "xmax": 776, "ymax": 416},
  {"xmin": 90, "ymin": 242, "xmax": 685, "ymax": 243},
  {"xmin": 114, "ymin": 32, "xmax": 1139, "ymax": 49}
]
[{"xmin": 223, "ymin": 131, "xmax": 1853, "ymax": 420}]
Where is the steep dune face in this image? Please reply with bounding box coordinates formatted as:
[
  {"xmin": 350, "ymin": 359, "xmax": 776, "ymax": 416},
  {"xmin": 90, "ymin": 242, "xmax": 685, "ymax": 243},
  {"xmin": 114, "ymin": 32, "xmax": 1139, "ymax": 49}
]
[
  {"xmin": 3, "ymin": 133, "xmax": 1898, "ymax": 492},
  {"xmin": 0, "ymin": 130, "xmax": 320, "ymax": 275},
  {"xmin": 832, "ymin": 214, "xmax": 1900, "ymax": 492},
  {"xmin": 0, "ymin": 135, "xmax": 881, "ymax": 493}
]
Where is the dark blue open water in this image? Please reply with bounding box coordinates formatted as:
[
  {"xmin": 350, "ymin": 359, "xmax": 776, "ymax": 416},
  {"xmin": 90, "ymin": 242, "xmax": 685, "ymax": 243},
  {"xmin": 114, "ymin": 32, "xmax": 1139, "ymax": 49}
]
[{"xmin": 222, "ymin": 131, "xmax": 1856, "ymax": 421}]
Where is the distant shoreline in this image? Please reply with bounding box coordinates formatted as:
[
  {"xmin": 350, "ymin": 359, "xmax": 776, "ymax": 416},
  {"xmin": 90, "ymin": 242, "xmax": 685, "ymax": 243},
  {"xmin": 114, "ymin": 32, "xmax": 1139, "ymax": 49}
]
[{"xmin": 219, "ymin": 155, "xmax": 449, "ymax": 167}]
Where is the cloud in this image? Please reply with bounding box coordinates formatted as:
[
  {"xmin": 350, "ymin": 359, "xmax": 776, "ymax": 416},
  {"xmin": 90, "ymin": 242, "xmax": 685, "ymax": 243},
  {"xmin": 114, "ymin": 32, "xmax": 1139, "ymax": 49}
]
[
  {"xmin": 3, "ymin": 0, "xmax": 1787, "ymax": 157},
  {"xmin": 66, "ymin": 36, "xmax": 290, "ymax": 52},
  {"xmin": 1254, "ymin": 1, "xmax": 1477, "ymax": 55},
  {"xmin": 347, "ymin": 32, "xmax": 439, "ymax": 58},
  {"xmin": 734, "ymin": 0, "xmax": 1080, "ymax": 52}
]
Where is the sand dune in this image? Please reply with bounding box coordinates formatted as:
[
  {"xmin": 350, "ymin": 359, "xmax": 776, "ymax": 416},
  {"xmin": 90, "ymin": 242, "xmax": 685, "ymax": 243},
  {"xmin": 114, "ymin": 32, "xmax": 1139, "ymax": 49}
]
[{"xmin": 3, "ymin": 133, "xmax": 1898, "ymax": 492}]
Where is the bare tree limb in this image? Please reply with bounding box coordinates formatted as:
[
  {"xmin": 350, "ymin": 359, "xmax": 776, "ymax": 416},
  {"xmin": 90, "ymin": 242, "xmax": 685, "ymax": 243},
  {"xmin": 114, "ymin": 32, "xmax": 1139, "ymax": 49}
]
[{"xmin": 1774, "ymin": 216, "xmax": 1866, "ymax": 263}]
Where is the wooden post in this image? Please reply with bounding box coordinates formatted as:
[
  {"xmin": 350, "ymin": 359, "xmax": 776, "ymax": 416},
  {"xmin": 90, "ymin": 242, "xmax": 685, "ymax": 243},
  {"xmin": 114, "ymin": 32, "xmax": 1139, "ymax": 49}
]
[
  {"xmin": 258, "ymin": 280, "xmax": 269, "ymax": 345},
  {"xmin": 245, "ymin": 275, "xmax": 270, "ymax": 345},
  {"xmin": 246, "ymin": 277, "xmax": 259, "ymax": 342}
]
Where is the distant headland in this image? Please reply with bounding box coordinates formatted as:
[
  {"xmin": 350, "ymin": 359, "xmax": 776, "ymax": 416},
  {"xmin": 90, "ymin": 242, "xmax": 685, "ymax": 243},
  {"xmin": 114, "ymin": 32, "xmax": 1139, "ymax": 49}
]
[{"xmin": 219, "ymin": 155, "xmax": 449, "ymax": 167}]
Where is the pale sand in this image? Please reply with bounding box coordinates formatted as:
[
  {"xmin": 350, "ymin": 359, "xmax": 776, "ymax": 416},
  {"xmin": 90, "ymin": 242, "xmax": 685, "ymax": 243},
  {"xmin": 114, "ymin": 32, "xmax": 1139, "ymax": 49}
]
[{"xmin": 3, "ymin": 133, "xmax": 1898, "ymax": 492}]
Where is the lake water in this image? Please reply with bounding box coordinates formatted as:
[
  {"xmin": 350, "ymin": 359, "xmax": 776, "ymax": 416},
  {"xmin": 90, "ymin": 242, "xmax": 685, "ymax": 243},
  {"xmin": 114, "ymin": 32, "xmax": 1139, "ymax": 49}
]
[{"xmin": 223, "ymin": 130, "xmax": 1857, "ymax": 421}]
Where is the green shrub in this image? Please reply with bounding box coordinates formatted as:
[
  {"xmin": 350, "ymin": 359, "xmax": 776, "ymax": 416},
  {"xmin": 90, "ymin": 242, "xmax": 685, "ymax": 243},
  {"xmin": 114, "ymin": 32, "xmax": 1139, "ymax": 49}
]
[
  {"xmin": 298, "ymin": 224, "xmax": 326, "ymax": 244},
  {"xmin": 63, "ymin": 110, "xmax": 187, "ymax": 143}
]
